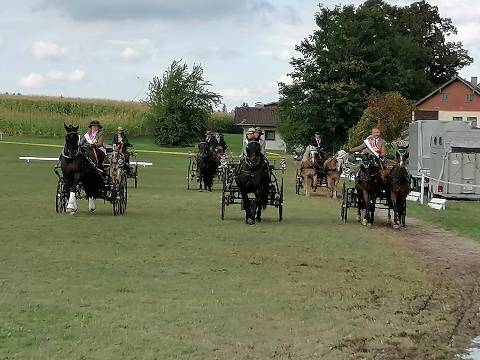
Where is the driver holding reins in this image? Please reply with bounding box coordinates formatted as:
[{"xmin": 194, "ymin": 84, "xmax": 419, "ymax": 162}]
[
  {"xmin": 349, "ymin": 127, "xmax": 387, "ymax": 157},
  {"xmin": 79, "ymin": 119, "xmax": 107, "ymax": 168}
]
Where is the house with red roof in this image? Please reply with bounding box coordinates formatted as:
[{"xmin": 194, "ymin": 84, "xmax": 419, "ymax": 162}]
[
  {"xmin": 414, "ymin": 76, "xmax": 480, "ymax": 127},
  {"xmin": 234, "ymin": 102, "xmax": 286, "ymax": 151}
]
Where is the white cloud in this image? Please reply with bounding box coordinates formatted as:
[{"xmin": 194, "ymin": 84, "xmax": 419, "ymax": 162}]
[
  {"xmin": 32, "ymin": 40, "xmax": 69, "ymax": 60},
  {"xmin": 46, "ymin": 69, "xmax": 85, "ymax": 82},
  {"xmin": 119, "ymin": 47, "xmax": 140, "ymax": 61},
  {"xmin": 19, "ymin": 69, "xmax": 85, "ymax": 88},
  {"xmin": 219, "ymin": 88, "xmax": 253, "ymax": 98},
  {"xmin": 19, "ymin": 73, "xmax": 46, "ymax": 88},
  {"xmin": 107, "ymin": 38, "xmax": 151, "ymax": 46},
  {"xmin": 259, "ymin": 49, "xmax": 292, "ymax": 61}
]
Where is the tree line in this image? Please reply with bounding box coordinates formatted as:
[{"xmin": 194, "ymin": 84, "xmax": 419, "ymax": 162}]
[{"xmin": 145, "ymin": 0, "xmax": 472, "ymax": 148}]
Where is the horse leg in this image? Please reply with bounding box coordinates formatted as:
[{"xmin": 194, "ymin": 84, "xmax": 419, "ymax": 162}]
[
  {"xmin": 255, "ymin": 192, "xmax": 262, "ymax": 223},
  {"xmin": 66, "ymin": 174, "xmax": 79, "ymax": 213},
  {"xmin": 304, "ymin": 174, "xmax": 311, "ymax": 197},
  {"xmin": 368, "ymin": 194, "xmax": 376, "ymax": 226},
  {"xmin": 391, "ymin": 191, "xmax": 399, "ymax": 229},
  {"xmin": 361, "ymin": 189, "xmax": 369, "ymax": 226},
  {"xmin": 312, "ymin": 174, "xmax": 317, "ymax": 192},
  {"xmin": 356, "ymin": 189, "xmax": 363, "ymax": 222},
  {"xmin": 88, "ymin": 197, "xmax": 96, "ymax": 212},
  {"xmin": 241, "ymin": 190, "xmax": 254, "ymax": 225}
]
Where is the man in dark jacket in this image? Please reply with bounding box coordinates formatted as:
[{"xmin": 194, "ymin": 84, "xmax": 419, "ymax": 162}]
[
  {"xmin": 205, "ymin": 131, "xmax": 219, "ymax": 150},
  {"xmin": 310, "ymin": 132, "xmax": 322, "ymax": 149}
]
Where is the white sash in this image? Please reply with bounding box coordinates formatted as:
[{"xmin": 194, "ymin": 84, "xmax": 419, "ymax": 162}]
[{"xmin": 363, "ymin": 138, "xmax": 380, "ymax": 157}]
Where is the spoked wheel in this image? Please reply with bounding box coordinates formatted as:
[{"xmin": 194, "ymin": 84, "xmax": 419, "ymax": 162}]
[
  {"xmin": 278, "ymin": 177, "xmax": 284, "ymax": 222},
  {"xmin": 112, "ymin": 173, "xmax": 128, "ymax": 216},
  {"xmin": 134, "ymin": 164, "xmax": 138, "ymax": 189},
  {"xmin": 187, "ymin": 157, "xmax": 192, "ymax": 190},
  {"xmin": 55, "ymin": 177, "xmax": 68, "ymax": 213},
  {"xmin": 295, "ymin": 169, "xmax": 302, "ymax": 195},
  {"xmin": 340, "ymin": 182, "xmax": 348, "ymax": 223}
]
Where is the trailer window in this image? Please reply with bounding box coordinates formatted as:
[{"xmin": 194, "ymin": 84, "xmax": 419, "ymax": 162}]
[
  {"xmin": 433, "ymin": 136, "xmax": 437, "ymax": 145},
  {"xmin": 439, "ymin": 137, "xmax": 443, "ymax": 145}
]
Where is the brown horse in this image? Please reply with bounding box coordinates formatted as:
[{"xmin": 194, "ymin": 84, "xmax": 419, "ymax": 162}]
[
  {"xmin": 321, "ymin": 150, "xmax": 348, "ymax": 199},
  {"xmin": 381, "ymin": 150, "xmax": 410, "ymax": 228},
  {"xmin": 355, "ymin": 154, "xmax": 381, "ymax": 226},
  {"xmin": 299, "ymin": 145, "xmax": 319, "ymax": 196}
]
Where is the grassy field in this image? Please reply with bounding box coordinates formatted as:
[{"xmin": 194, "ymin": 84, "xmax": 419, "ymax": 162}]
[
  {"xmin": 0, "ymin": 137, "xmax": 475, "ymax": 359},
  {"xmin": 408, "ymin": 201, "xmax": 480, "ymax": 242}
]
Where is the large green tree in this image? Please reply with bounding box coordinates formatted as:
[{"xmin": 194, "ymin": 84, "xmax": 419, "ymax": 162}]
[
  {"xmin": 278, "ymin": 0, "xmax": 472, "ymax": 150},
  {"xmin": 147, "ymin": 60, "xmax": 222, "ymax": 146}
]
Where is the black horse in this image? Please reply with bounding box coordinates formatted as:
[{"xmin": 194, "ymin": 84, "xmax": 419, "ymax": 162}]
[
  {"xmin": 356, "ymin": 153, "xmax": 381, "ymax": 226},
  {"xmin": 388, "ymin": 149, "xmax": 410, "ymax": 228},
  {"xmin": 61, "ymin": 124, "xmax": 104, "ymax": 213},
  {"xmin": 235, "ymin": 142, "xmax": 270, "ymax": 225},
  {"xmin": 197, "ymin": 142, "xmax": 219, "ymax": 192}
]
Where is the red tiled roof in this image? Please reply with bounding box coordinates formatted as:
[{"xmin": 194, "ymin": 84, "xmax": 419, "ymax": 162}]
[{"xmin": 234, "ymin": 105, "xmax": 280, "ymax": 126}]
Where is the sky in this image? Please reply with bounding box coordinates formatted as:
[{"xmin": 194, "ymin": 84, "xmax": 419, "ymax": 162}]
[{"xmin": 1, "ymin": 0, "xmax": 480, "ymax": 109}]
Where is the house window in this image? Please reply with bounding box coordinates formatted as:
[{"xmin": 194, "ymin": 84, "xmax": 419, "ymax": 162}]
[
  {"xmin": 441, "ymin": 93, "xmax": 448, "ymax": 102},
  {"xmin": 453, "ymin": 116, "xmax": 463, "ymax": 121},
  {"xmin": 466, "ymin": 94, "xmax": 474, "ymax": 102},
  {"xmin": 467, "ymin": 117, "xmax": 478, "ymax": 127},
  {"xmin": 264, "ymin": 130, "xmax": 276, "ymax": 141}
]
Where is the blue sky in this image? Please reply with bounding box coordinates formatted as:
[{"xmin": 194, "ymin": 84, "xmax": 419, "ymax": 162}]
[{"xmin": 1, "ymin": 0, "xmax": 479, "ymax": 109}]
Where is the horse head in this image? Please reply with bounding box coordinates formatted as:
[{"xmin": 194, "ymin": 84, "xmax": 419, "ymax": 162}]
[
  {"xmin": 302, "ymin": 145, "xmax": 319, "ymax": 167},
  {"xmin": 245, "ymin": 141, "xmax": 262, "ymax": 169},
  {"xmin": 63, "ymin": 123, "xmax": 80, "ymax": 158},
  {"xmin": 395, "ymin": 147, "xmax": 409, "ymax": 167},
  {"xmin": 197, "ymin": 141, "xmax": 211, "ymax": 157}
]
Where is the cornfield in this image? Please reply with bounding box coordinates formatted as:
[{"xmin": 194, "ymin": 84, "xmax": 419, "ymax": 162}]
[{"xmin": 0, "ymin": 94, "xmax": 150, "ymax": 137}]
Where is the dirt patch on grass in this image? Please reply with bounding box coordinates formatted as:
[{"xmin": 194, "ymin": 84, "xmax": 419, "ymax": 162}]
[
  {"xmin": 396, "ymin": 218, "xmax": 480, "ymax": 346},
  {"xmin": 339, "ymin": 215, "xmax": 480, "ymax": 359}
]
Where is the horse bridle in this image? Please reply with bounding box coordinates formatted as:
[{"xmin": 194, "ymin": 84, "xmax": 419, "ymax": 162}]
[{"xmin": 62, "ymin": 131, "xmax": 80, "ymax": 159}]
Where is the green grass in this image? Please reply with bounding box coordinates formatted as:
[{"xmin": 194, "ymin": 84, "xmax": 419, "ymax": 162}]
[
  {"xmin": 408, "ymin": 201, "xmax": 480, "ymax": 242},
  {"xmin": 0, "ymin": 139, "xmax": 473, "ymax": 359}
]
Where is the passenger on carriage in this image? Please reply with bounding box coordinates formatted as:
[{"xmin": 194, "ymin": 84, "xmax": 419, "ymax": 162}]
[
  {"xmin": 217, "ymin": 132, "xmax": 227, "ymax": 152},
  {"xmin": 79, "ymin": 119, "xmax": 107, "ymax": 168},
  {"xmin": 254, "ymin": 127, "xmax": 267, "ymax": 156},
  {"xmin": 205, "ymin": 130, "xmax": 219, "ymax": 150},
  {"xmin": 311, "ymin": 132, "xmax": 323, "ymax": 150},
  {"xmin": 349, "ymin": 127, "xmax": 386, "ymax": 158},
  {"xmin": 112, "ymin": 127, "xmax": 132, "ymax": 154}
]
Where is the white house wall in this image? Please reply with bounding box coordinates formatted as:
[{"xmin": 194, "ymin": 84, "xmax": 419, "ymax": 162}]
[
  {"xmin": 438, "ymin": 111, "xmax": 480, "ymax": 127},
  {"xmin": 241, "ymin": 126, "xmax": 286, "ymax": 152}
]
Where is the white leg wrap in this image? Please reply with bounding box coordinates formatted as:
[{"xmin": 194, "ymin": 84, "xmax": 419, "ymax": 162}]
[
  {"xmin": 88, "ymin": 197, "xmax": 96, "ymax": 212},
  {"xmin": 67, "ymin": 191, "xmax": 77, "ymax": 212}
]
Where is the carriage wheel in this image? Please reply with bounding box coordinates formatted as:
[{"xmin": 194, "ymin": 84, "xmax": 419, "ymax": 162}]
[
  {"xmin": 187, "ymin": 158, "xmax": 192, "ymax": 190},
  {"xmin": 112, "ymin": 173, "xmax": 127, "ymax": 216},
  {"xmin": 295, "ymin": 169, "xmax": 302, "ymax": 195},
  {"xmin": 278, "ymin": 178, "xmax": 284, "ymax": 222},
  {"xmin": 340, "ymin": 182, "xmax": 348, "ymax": 223},
  {"xmin": 112, "ymin": 181, "xmax": 119, "ymax": 216},
  {"xmin": 134, "ymin": 164, "xmax": 138, "ymax": 189},
  {"xmin": 120, "ymin": 173, "xmax": 128, "ymax": 213},
  {"xmin": 55, "ymin": 177, "xmax": 67, "ymax": 213}
]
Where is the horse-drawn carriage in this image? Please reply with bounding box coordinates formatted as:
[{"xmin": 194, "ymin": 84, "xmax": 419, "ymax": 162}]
[
  {"xmin": 186, "ymin": 145, "xmax": 228, "ymax": 190},
  {"xmin": 220, "ymin": 146, "xmax": 286, "ymax": 223},
  {"xmin": 55, "ymin": 147, "xmax": 129, "ymax": 215},
  {"xmin": 340, "ymin": 149, "xmax": 409, "ymax": 228},
  {"xmin": 294, "ymin": 145, "xmax": 345, "ymax": 198}
]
